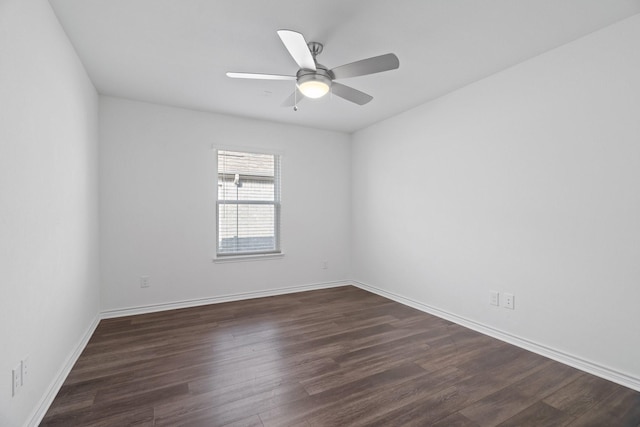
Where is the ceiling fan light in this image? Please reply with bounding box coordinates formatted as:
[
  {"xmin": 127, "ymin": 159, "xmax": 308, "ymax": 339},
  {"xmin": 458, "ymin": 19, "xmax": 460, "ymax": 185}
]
[
  {"xmin": 299, "ymin": 80, "xmax": 330, "ymax": 98},
  {"xmin": 297, "ymin": 73, "xmax": 331, "ymax": 99}
]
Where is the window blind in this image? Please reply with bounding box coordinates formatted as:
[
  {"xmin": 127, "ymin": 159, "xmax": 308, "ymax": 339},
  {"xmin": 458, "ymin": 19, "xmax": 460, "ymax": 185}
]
[{"xmin": 217, "ymin": 150, "xmax": 281, "ymax": 256}]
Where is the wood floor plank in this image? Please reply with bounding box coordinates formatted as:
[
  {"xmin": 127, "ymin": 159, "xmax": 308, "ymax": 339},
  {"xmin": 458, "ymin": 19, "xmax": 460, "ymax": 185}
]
[
  {"xmin": 568, "ymin": 386, "xmax": 640, "ymax": 426},
  {"xmin": 362, "ymin": 384, "xmax": 470, "ymax": 426},
  {"xmin": 259, "ymin": 363, "xmax": 431, "ymax": 427},
  {"xmin": 431, "ymin": 412, "xmax": 481, "ymax": 427},
  {"xmin": 221, "ymin": 414, "xmax": 264, "ymax": 427},
  {"xmin": 460, "ymin": 362, "xmax": 582, "ymax": 426},
  {"xmin": 41, "ymin": 383, "xmax": 184, "ymax": 426},
  {"xmin": 315, "ymin": 366, "xmax": 469, "ymax": 427},
  {"xmin": 154, "ymin": 381, "xmax": 307, "ymax": 426},
  {"xmin": 41, "ymin": 286, "xmax": 640, "ymax": 426},
  {"xmin": 39, "ymin": 385, "xmax": 96, "ymax": 418},
  {"xmin": 542, "ymin": 371, "xmax": 621, "ymax": 417},
  {"xmin": 301, "ymin": 357, "xmax": 426, "ymax": 396},
  {"xmin": 497, "ymin": 401, "xmax": 575, "ymax": 427}
]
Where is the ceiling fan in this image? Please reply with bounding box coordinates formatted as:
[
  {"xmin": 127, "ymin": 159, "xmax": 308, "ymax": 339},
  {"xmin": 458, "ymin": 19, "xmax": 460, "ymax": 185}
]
[{"xmin": 226, "ymin": 30, "xmax": 399, "ymax": 107}]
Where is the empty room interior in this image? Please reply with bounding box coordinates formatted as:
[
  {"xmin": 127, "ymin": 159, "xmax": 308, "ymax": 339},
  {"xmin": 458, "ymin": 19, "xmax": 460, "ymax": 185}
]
[{"xmin": 2, "ymin": 0, "xmax": 640, "ymax": 426}]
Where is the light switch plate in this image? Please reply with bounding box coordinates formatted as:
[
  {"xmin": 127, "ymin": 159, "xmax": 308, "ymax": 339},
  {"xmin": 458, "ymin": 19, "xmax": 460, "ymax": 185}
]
[
  {"xmin": 490, "ymin": 291, "xmax": 499, "ymax": 306},
  {"xmin": 12, "ymin": 364, "xmax": 21, "ymax": 396}
]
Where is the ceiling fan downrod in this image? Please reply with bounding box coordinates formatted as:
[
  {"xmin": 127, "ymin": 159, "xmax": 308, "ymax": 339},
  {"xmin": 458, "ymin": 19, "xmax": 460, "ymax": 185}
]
[{"xmin": 307, "ymin": 41, "xmax": 323, "ymax": 62}]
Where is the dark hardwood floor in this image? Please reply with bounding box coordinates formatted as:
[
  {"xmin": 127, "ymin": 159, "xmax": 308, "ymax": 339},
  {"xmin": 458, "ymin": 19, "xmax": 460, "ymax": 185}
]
[{"xmin": 42, "ymin": 286, "xmax": 640, "ymax": 426}]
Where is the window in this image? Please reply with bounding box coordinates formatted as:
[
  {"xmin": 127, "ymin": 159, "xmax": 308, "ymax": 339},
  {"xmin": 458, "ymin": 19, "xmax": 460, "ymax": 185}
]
[{"xmin": 216, "ymin": 150, "xmax": 281, "ymax": 257}]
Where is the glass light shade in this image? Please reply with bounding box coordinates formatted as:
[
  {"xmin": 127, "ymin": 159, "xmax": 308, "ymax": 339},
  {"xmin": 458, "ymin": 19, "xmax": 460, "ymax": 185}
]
[{"xmin": 298, "ymin": 80, "xmax": 330, "ymax": 99}]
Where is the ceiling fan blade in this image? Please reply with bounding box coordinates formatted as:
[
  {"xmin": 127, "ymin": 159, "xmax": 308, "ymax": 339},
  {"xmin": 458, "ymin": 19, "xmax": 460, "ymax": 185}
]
[
  {"xmin": 226, "ymin": 72, "xmax": 296, "ymax": 81},
  {"xmin": 281, "ymin": 89, "xmax": 305, "ymax": 107},
  {"xmin": 331, "ymin": 83, "xmax": 373, "ymax": 105},
  {"xmin": 277, "ymin": 30, "xmax": 316, "ymax": 71},
  {"xmin": 330, "ymin": 53, "xmax": 399, "ymax": 80}
]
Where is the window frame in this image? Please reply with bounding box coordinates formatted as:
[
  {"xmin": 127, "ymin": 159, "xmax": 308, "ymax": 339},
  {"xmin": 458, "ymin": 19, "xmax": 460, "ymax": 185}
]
[{"xmin": 214, "ymin": 148, "xmax": 282, "ymax": 260}]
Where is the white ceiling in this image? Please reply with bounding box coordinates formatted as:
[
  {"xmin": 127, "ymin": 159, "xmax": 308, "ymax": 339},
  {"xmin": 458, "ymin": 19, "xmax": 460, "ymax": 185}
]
[{"xmin": 49, "ymin": 0, "xmax": 640, "ymax": 133}]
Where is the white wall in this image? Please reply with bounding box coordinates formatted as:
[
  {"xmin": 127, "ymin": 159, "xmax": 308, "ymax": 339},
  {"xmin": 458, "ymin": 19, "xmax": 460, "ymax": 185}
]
[
  {"xmin": 0, "ymin": 1, "xmax": 100, "ymax": 425},
  {"xmin": 352, "ymin": 14, "xmax": 640, "ymax": 384},
  {"xmin": 99, "ymin": 97, "xmax": 351, "ymax": 312}
]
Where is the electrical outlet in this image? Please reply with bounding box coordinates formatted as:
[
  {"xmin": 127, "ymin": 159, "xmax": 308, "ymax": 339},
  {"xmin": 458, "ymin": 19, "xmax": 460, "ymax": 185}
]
[
  {"xmin": 490, "ymin": 291, "xmax": 499, "ymax": 306},
  {"xmin": 12, "ymin": 364, "xmax": 21, "ymax": 396},
  {"xmin": 140, "ymin": 276, "xmax": 150, "ymax": 288},
  {"xmin": 22, "ymin": 356, "xmax": 29, "ymax": 385},
  {"xmin": 504, "ymin": 293, "xmax": 515, "ymax": 310},
  {"xmin": 321, "ymin": 261, "xmax": 328, "ymax": 270}
]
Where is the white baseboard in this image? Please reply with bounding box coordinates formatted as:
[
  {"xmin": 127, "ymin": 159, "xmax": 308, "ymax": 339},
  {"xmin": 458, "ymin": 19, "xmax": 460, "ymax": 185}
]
[
  {"xmin": 101, "ymin": 280, "xmax": 350, "ymax": 319},
  {"xmin": 351, "ymin": 280, "xmax": 640, "ymax": 393},
  {"xmin": 27, "ymin": 314, "xmax": 100, "ymax": 427}
]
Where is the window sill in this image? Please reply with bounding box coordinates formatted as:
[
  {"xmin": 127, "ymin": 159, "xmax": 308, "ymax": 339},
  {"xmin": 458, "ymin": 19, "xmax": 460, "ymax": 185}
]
[{"xmin": 212, "ymin": 253, "xmax": 285, "ymax": 263}]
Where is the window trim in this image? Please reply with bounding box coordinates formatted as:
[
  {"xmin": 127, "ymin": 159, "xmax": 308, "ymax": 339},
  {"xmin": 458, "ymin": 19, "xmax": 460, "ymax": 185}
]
[
  {"xmin": 214, "ymin": 147, "xmax": 282, "ymax": 260},
  {"xmin": 212, "ymin": 252, "xmax": 285, "ymax": 263}
]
